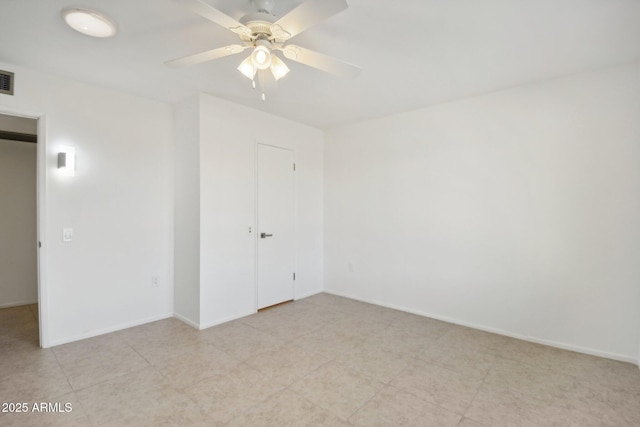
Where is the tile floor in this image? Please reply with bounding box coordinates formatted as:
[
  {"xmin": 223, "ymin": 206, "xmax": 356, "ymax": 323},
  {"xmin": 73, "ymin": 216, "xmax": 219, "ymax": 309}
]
[{"xmin": 1, "ymin": 294, "xmax": 639, "ymax": 426}]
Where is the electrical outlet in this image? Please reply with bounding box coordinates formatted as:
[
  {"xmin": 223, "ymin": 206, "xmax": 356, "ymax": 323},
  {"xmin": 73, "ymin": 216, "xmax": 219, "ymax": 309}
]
[{"xmin": 151, "ymin": 276, "xmax": 159, "ymax": 288}]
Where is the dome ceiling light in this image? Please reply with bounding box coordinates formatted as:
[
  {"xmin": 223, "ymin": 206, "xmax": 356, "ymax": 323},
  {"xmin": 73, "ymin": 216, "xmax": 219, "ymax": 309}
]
[{"xmin": 62, "ymin": 8, "xmax": 117, "ymax": 38}]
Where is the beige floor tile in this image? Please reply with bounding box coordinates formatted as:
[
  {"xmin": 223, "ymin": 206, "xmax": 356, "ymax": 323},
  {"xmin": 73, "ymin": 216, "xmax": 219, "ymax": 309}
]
[
  {"xmin": 485, "ymin": 358, "xmax": 574, "ymax": 402},
  {"xmin": 245, "ymin": 342, "xmax": 331, "ymax": 386},
  {"xmin": 290, "ymin": 361, "xmax": 385, "ymax": 420},
  {"xmin": 500, "ymin": 338, "xmax": 583, "ymax": 372},
  {"xmin": 0, "ymin": 364, "xmax": 72, "ymax": 403},
  {"xmin": 390, "ymin": 359, "xmax": 482, "ymax": 415},
  {"xmin": 2, "ymin": 296, "xmax": 640, "ymax": 427},
  {"xmin": 52, "ymin": 332, "xmax": 129, "ymax": 365},
  {"xmin": 199, "ymin": 321, "xmax": 283, "ymax": 361},
  {"xmin": 499, "ymin": 338, "xmax": 640, "ymax": 392},
  {"xmin": 0, "ymin": 321, "xmax": 39, "ymax": 347},
  {"xmin": 184, "ymin": 363, "xmax": 284, "ymax": 424},
  {"xmin": 419, "ymin": 345, "xmax": 495, "ymax": 380},
  {"xmin": 457, "ymin": 417, "xmax": 490, "ymax": 427},
  {"xmin": 0, "ymin": 305, "xmax": 35, "ymax": 327},
  {"xmin": 118, "ymin": 318, "xmax": 200, "ymax": 348},
  {"xmin": 267, "ymin": 313, "xmax": 332, "ymax": 342},
  {"xmin": 58, "ymin": 344, "xmax": 150, "ymax": 391},
  {"xmin": 74, "ymin": 366, "xmax": 181, "ymax": 426},
  {"xmin": 240, "ymin": 308, "xmax": 294, "ymax": 332},
  {"xmin": 292, "ymin": 324, "xmax": 367, "ymax": 358},
  {"xmin": 390, "ymin": 312, "xmax": 453, "ymax": 339},
  {"xmin": 0, "ymin": 346, "xmax": 59, "ymax": 379},
  {"xmin": 568, "ymin": 379, "xmax": 640, "ymax": 426},
  {"xmin": 228, "ymin": 389, "xmax": 348, "ymax": 426},
  {"xmin": 565, "ymin": 409, "xmax": 635, "ymax": 427},
  {"xmin": 350, "ymin": 385, "xmax": 461, "ymax": 427},
  {"xmin": 241, "ymin": 309, "xmax": 287, "ymax": 330},
  {"xmin": 355, "ymin": 303, "xmax": 407, "ymax": 323},
  {"xmin": 334, "ymin": 341, "xmax": 416, "ymax": 384},
  {"xmin": 128, "ymin": 337, "xmax": 197, "ymax": 366},
  {"xmin": 464, "ymin": 381, "xmax": 571, "ymax": 427},
  {"xmin": 153, "ymin": 341, "xmax": 240, "ymax": 389},
  {"xmin": 304, "ymin": 293, "xmax": 373, "ymax": 313},
  {"xmin": 100, "ymin": 394, "xmax": 214, "ymax": 427},
  {"xmin": 572, "ymin": 357, "xmax": 640, "ymax": 393},
  {"xmin": 436, "ymin": 325, "xmax": 510, "ymax": 354},
  {"xmin": 323, "ymin": 314, "xmax": 392, "ymax": 339},
  {"xmin": 241, "ymin": 303, "xmax": 343, "ymax": 343},
  {"xmin": 266, "ymin": 299, "xmax": 336, "ymax": 318},
  {"xmin": 364, "ymin": 324, "xmax": 434, "ymax": 355},
  {"xmin": 0, "ymin": 412, "xmax": 92, "ymax": 427}
]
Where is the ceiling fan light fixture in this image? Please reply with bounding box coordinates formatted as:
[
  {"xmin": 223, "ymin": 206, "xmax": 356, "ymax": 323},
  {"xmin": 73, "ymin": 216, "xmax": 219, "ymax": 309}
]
[
  {"xmin": 270, "ymin": 55, "xmax": 290, "ymax": 80},
  {"xmin": 251, "ymin": 40, "xmax": 272, "ymax": 70},
  {"xmin": 238, "ymin": 56, "xmax": 257, "ymax": 80},
  {"xmin": 62, "ymin": 8, "xmax": 117, "ymax": 38}
]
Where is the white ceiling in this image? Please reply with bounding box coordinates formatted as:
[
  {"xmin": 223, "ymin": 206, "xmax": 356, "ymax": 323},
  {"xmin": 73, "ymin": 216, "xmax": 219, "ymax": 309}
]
[{"xmin": 2, "ymin": 0, "xmax": 639, "ymax": 129}]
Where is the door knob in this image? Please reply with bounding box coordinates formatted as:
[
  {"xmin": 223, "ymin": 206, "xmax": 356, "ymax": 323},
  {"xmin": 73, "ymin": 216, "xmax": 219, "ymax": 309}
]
[{"xmin": 260, "ymin": 232, "xmax": 273, "ymax": 239}]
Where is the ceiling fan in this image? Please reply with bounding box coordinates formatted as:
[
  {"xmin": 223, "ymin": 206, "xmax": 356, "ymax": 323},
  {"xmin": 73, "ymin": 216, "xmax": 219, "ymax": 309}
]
[{"xmin": 166, "ymin": 0, "xmax": 360, "ymax": 100}]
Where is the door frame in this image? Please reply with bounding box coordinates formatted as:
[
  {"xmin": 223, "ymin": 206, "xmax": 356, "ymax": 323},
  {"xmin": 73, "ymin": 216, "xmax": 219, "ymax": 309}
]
[
  {"xmin": 254, "ymin": 141, "xmax": 297, "ymax": 311},
  {"xmin": 0, "ymin": 106, "xmax": 48, "ymax": 348}
]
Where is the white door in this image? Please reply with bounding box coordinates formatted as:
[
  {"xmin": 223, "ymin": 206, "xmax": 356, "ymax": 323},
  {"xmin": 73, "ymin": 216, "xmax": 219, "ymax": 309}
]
[{"xmin": 257, "ymin": 144, "xmax": 295, "ymax": 309}]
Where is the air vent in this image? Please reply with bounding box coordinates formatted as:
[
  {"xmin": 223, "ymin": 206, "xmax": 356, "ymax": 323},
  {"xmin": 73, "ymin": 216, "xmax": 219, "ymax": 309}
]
[{"xmin": 0, "ymin": 70, "xmax": 14, "ymax": 96}]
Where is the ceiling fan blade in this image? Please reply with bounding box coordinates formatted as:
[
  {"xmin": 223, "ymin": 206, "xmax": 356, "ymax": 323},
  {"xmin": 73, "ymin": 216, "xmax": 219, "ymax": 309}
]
[
  {"xmin": 281, "ymin": 45, "xmax": 360, "ymax": 79},
  {"xmin": 175, "ymin": 0, "xmax": 251, "ymax": 37},
  {"xmin": 165, "ymin": 44, "xmax": 247, "ymax": 68},
  {"xmin": 270, "ymin": 0, "xmax": 348, "ymax": 40}
]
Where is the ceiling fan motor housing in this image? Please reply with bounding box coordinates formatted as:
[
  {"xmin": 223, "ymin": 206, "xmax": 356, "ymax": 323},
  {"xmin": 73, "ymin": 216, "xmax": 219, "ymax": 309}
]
[
  {"xmin": 240, "ymin": 13, "xmax": 278, "ymax": 42},
  {"xmin": 252, "ymin": 0, "xmax": 276, "ymax": 14}
]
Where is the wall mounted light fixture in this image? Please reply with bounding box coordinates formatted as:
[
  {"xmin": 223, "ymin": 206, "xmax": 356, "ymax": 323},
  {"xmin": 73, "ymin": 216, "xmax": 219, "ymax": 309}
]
[{"xmin": 58, "ymin": 147, "xmax": 75, "ymax": 176}]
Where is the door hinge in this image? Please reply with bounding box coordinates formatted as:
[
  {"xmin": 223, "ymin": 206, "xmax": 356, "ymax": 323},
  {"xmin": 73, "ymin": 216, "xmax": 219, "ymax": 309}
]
[
  {"xmin": 293, "ymin": 272, "xmax": 296, "ymax": 280},
  {"xmin": 293, "ymin": 163, "xmax": 296, "ymax": 171}
]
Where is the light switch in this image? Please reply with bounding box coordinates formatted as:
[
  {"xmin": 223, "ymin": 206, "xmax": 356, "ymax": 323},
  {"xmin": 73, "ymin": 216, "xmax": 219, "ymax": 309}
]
[{"xmin": 62, "ymin": 228, "xmax": 73, "ymax": 242}]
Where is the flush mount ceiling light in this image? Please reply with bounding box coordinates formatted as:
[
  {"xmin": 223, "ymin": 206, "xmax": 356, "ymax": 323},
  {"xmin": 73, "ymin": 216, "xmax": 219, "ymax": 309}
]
[
  {"xmin": 166, "ymin": 0, "xmax": 360, "ymax": 101},
  {"xmin": 62, "ymin": 8, "xmax": 117, "ymax": 38}
]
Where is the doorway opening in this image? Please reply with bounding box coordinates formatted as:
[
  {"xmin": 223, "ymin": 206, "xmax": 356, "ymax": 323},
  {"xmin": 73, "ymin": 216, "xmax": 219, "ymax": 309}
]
[{"xmin": 0, "ymin": 113, "xmax": 40, "ymax": 347}]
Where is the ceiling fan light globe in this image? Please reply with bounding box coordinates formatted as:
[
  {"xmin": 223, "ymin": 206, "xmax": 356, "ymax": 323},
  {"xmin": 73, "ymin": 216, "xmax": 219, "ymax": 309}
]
[
  {"xmin": 251, "ymin": 45, "xmax": 272, "ymax": 70},
  {"xmin": 238, "ymin": 56, "xmax": 257, "ymax": 80},
  {"xmin": 270, "ymin": 55, "xmax": 290, "ymax": 80}
]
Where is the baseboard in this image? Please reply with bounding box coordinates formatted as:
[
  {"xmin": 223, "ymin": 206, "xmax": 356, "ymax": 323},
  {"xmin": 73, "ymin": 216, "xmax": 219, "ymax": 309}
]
[
  {"xmin": 198, "ymin": 310, "xmax": 256, "ymax": 330},
  {"xmin": 295, "ymin": 289, "xmax": 323, "ymax": 301},
  {"xmin": 46, "ymin": 312, "xmax": 174, "ymax": 348},
  {"xmin": 324, "ymin": 289, "xmax": 638, "ymax": 365},
  {"xmin": 0, "ymin": 300, "xmax": 38, "ymax": 309},
  {"xmin": 173, "ymin": 312, "xmax": 200, "ymax": 329}
]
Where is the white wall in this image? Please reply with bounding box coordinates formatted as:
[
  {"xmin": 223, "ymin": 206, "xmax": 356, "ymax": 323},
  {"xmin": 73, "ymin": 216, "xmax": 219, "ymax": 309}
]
[
  {"xmin": 173, "ymin": 98, "xmax": 200, "ymax": 326},
  {"xmin": 0, "ymin": 137, "xmax": 37, "ymax": 308},
  {"xmin": 324, "ymin": 62, "xmax": 640, "ymax": 362},
  {"xmin": 198, "ymin": 93, "xmax": 324, "ymax": 328},
  {"xmin": 0, "ymin": 62, "xmax": 174, "ymax": 346}
]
